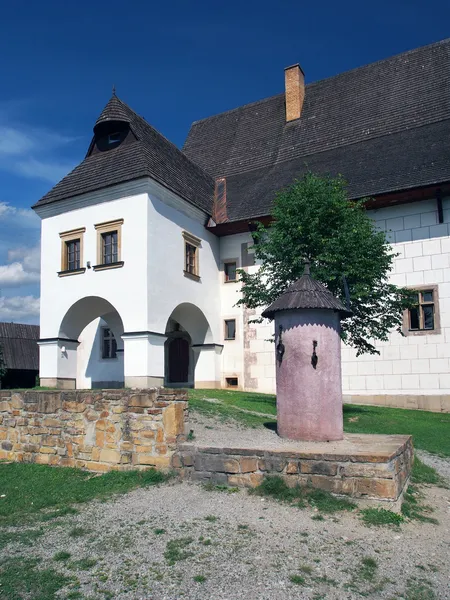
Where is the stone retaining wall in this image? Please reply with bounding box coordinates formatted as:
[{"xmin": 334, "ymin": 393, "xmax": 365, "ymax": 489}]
[
  {"xmin": 0, "ymin": 388, "xmax": 187, "ymax": 472},
  {"xmin": 173, "ymin": 435, "xmax": 413, "ymax": 503}
]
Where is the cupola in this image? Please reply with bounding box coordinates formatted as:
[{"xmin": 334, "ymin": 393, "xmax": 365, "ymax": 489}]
[{"xmin": 89, "ymin": 93, "xmax": 135, "ymax": 154}]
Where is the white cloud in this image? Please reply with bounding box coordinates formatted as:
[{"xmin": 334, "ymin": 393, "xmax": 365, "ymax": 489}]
[
  {"xmin": 0, "ymin": 122, "xmax": 77, "ymax": 184},
  {"xmin": 7, "ymin": 245, "xmax": 40, "ymax": 273},
  {"xmin": 0, "ymin": 295, "xmax": 39, "ymax": 322},
  {"xmin": 0, "ymin": 201, "xmax": 40, "ymax": 228},
  {"xmin": 14, "ymin": 157, "xmax": 74, "ymax": 184},
  {"xmin": 0, "ymin": 262, "xmax": 40, "ymax": 287}
]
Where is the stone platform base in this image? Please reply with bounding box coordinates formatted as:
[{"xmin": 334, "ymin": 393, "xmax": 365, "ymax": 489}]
[{"xmin": 173, "ymin": 434, "xmax": 413, "ymax": 508}]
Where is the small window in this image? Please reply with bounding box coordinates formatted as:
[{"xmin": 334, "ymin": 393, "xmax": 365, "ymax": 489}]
[
  {"xmin": 224, "ymin": 261, "xmax": 237, "ymax": 282},
  {"xmin": 404, "ymin": 286, "xmax": 440, "ymax": 336},
  {"xmin": 59, "ymin": 227, "xmax": 85, "ymax": 276},
  {"xmin": 182, "ymin": 231, "xmax": 201, "ymax": 280},
  {"xmin": 94, "ymin": 219, "xmax": 124, "ymax": 271},
  {"xmin": 226, "ymin": 377, "xmax": 238, "ymax": 388},
  {"xmin": 224, "ymin": 319, "xmax": 236, "ymax": 340},
  {"xmin": 102, "ymin": 231, "xmax": 118, "ymax": 264},
  {"xmin": 108, "ymin": 132, "xmax": 121, "ymax": 146},
  {"xmin": 102, "ymin": 328, "xmax": 117, "ymax": 359},
  {"xmin": 185, "ymin": 243, "xmax": 197, "ymax": 275},
  {"xmin": 408, "ymin": 290, "xmax": 435, "ymax": 331},
  {"xmin": 66, "ymin": 239, "xmax": 80, "ymax": 271}
]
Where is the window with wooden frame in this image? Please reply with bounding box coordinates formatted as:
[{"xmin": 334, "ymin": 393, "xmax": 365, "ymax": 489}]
[
  {"xmin": 101, "ymin": 327, "xmax": 117, "ymax": 359},
  {"xmin": 403, "ymin": 286, "xmax": 440, "ymax": 336},
  {"xmin": 94, "ymin": 219, "xmax": 124, "ymax": 271},
  {"xmin": 182, "ymin": 231, "xmax": 201, "ymax": 280},
  {"xmin": 224, "ymin": 319, "xmax": 236, "ymax": 340},
  {"xmin": 224, "ymin": 261, "xmax": 237, "ymax": 283},
  {"xmin": 58, "ymin": 227, "xmax": 86, "ymax": 276}
]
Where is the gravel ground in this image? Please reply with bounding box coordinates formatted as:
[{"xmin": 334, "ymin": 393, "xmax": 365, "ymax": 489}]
[
  {"xmin": 2, "ymin": 476, "xmax": 450, "ymax": 598},
  {"xmin": 2, "ymin": 414, "xmax": 449, "ymax": 599},
  {"xmin": 417, "ymin": 449, "xmax": 450, "ymax": 481}
]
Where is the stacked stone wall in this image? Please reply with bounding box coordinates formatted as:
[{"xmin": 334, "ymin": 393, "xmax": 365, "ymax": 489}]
[
  {"xmin": 173, "ymin": 437, "xmax": 413, "ymax": 503},
  {"xmin": 0, "ymin": 388, "xmax": 187, "ymax": 472}
]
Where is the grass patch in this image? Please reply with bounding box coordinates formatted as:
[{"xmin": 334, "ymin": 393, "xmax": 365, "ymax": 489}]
[
  {"xmin": 203, "ymin": 482, "xmax": 239, "ymax": 493},
  {"xmin": 250, "ymin": 476, "xmax": 356, "ymax": 513},
  {"xmin": 0, "ymin": 557, "xmax": 72, "ymax": 600},
  {"xmin": 53, "ymin": 551, "xmax": 71, "ymax": 562},
  {"xmin": 401, "ymin": 485, "xmax": 439, "ymax": 524},
  {"xmin": 0, "ymin": 463, "xmax": 168, "ymax": 526},
  {"xmin": 153, "ymin": 528, "xmax": 166, "ymax": 535},
  {"xmin": 289, "ymin": 574, "xmax": 306, "ymax": 585},
  {"xmin": 71, "ymin": 557, "xmax": 97, "ymax": 570},
  {"xmin": 0, "ymin": 528, "xmax": 43, "ymax": 548},
  {"xmin": 359, "ymin": 556, "xmax": 378, "ymax": 581},
  {"xmin": 204, "ymin": 515, "xmax": 218, "ymax": 522},
  {"xmin": 405, "ymin": 578, "xmax": 436, "ymax": 600},
  {"xmin": 193, "ymin": 574, "xmax": 207, "ymax": 583},
  {"xmin": 188, "ymin": 389, "xmax": 450, "ymax": 456},
  {"xmin": 68, "ymin": 526, "xmax": 90, "ymax": 538},
  {"xmin": 360, "ymin": 508, "xmax": 404, "ymax": 527},
  {"xmin": 411, "ymin": 458, "xmax": 447, "ymax": 487},
  {"xmin": 164, "ymin": 537, "xmax": 194, "ymax": 565}
]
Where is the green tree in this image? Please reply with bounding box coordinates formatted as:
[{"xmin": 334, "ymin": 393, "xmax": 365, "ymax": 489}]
[{"xmin": 238, "ymin": 172, "xmax": 413, "ymax": 355}]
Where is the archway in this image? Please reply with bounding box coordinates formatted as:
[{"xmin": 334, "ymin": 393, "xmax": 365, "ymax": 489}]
[
  {"xmin": 164, "ymin": 303, "xmax": 219, "ymax": 388},
  {"xmin": 58, "ymin": 296, "xmax": 125, "ymax": 389}
]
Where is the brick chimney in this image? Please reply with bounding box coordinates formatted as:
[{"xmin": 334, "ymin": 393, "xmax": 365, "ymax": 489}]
[{"xmin": 284, "ymin": 64, "xmax": 305, "ymax": 122}]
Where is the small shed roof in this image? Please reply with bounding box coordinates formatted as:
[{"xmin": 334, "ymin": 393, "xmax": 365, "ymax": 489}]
[
  {"xmin": 0, "ymin": 322, "xmax": 39, "ymax": 371},
  {"xmin": 261, "ymin": 264, "xmax": 352, "ymax": 320}
]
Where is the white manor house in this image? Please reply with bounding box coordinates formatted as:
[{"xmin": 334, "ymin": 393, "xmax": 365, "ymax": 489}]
[{"xmin": 34, "ymin": 39, "xmax": 450, "ymax": 411}]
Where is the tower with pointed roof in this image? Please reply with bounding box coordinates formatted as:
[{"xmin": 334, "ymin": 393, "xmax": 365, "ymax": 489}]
[{"xmin": 262, "ymin": 263, "xmax": 351, "ymax": 441}]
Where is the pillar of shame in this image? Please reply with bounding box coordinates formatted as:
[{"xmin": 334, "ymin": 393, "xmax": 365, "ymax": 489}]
[{"xmin": 262, "ymin": 262, "xmax": 352, "ymax": 442}]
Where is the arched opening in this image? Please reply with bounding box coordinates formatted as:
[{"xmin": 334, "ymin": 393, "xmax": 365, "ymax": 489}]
[
  {"xmin": 58, "ymin": 296, "xmax": 125, "ymax": 389},
  {"xmin": 164, "ymin": 303, "xmax": 214, "ymax": 388}
]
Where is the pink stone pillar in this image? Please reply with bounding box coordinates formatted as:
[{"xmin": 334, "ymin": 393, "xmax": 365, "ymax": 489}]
[{"xmin": 275, "ymin": 309, "xmax": 343, "ymax": 441}]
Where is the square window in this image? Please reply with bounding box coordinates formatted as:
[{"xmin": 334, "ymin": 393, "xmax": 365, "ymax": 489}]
[
  {"xmin": 59, "ymin": 227, "xmax": 85, "ymax": 276},
  {"xmin": 102, "ymin": 231, "xmax": 118, "ymax": 264},
  {"xmin": 224, "ymin": 261, "xmax": 237, "ymax": 282},
  {"xmin": 102, "ymin": 328, "xmax": 117, "ymax": 359},
  {"xmin": 226, "ymin": 377, "xmax": 238, "ymax": 387},
  {"xmin": 182, "ymin": 232, "xmax": 201, "ymax": 280},
  {"xmin": 405, "ymin": 287, "xmax": 439, "ymax": 335},
  {"xmin": 224, "ymin": 319, "xmax": 236, "ymax": 340}
]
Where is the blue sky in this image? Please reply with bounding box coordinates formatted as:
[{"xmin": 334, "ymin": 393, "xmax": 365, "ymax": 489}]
[{"xmin": 0, "ymin": 0, "xmax": 449, "ymax": 324}]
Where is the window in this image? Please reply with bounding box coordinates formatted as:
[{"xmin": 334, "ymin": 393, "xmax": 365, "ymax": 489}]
[
  {"xmin": 226, "ymin": 377, "xmax": 238, "ymax": 388},
  {"xmin": 185, "ymin": 243, "xmax": 197, "ymax": 275},
  {"xmin": 66, "ymin": 239, "xmax": 80, "ymax": 271},
  {"xmin": 404, "ymin": 286, "xmax": 440, "ymax": 336},
  {"xmin": 224, "ymin": 261, "xmax": 237, "ymax": 282},
  {"xmin": 59, "ymin": 227, "xmax": 85, "ymax": 276},
  {"xmin": 108, "ymin": 132, "xmax": 121, "ymax": 146},
  {"xmin": 102, "ymin": 231, "xmax": 118, "ymax": 264},
  {"xmin": 102, "ymin": 328, "xmax": 117, "ymax": 359},
  {"xmin": 182, "ymin": 231, "xmax": 201, "ymax": 280},
  {"xmin": 94, "ymin": 219, "xmax": 124, "ymax": 271},
  {"xmin": 224, "ymin": 319, "xmax": 236, "ymax": 340}
]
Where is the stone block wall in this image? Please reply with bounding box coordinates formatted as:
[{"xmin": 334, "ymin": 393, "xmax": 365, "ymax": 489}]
[
  {"xmin": 0, "ymin": 388, "xmax": 187, "ymax": 472},
  {"xmin": 173, "ymin": 436, "xmax": 413, "ymax": 503}
]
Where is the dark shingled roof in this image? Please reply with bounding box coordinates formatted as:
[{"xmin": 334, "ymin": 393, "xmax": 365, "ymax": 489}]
[
  {"xmin": 0, "ymin": 323, "xmax": 39, "ymax": 371},
  {"xmin": 33, "ymin": 96, "xmax": 215, "ymax": 214},
  {"xmin": 262, "ymin": 268, "xmax": 352, "ymax": 320},
  {"xmin": 184, "ymin": 39, "xmax": 450, "ymax": 222}
]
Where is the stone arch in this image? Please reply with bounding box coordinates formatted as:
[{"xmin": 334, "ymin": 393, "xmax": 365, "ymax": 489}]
[
  {"xmin": 58, "ymin": 296, "xmax": 125, "ymax": 389},
  {"xmin": 164, "ymin": 303, "xmax": 216, "ymax": 388}
]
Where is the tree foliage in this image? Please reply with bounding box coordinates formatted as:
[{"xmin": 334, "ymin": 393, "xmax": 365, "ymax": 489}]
[{"xmin": 237, "ymin": 172, "xmax": 414, "ymax": 355}]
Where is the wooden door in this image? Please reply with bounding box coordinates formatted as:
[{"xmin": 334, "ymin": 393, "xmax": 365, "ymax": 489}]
[{"xmin": 168, "ymin": 338, "xmax": 190, "ymax": 383}]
